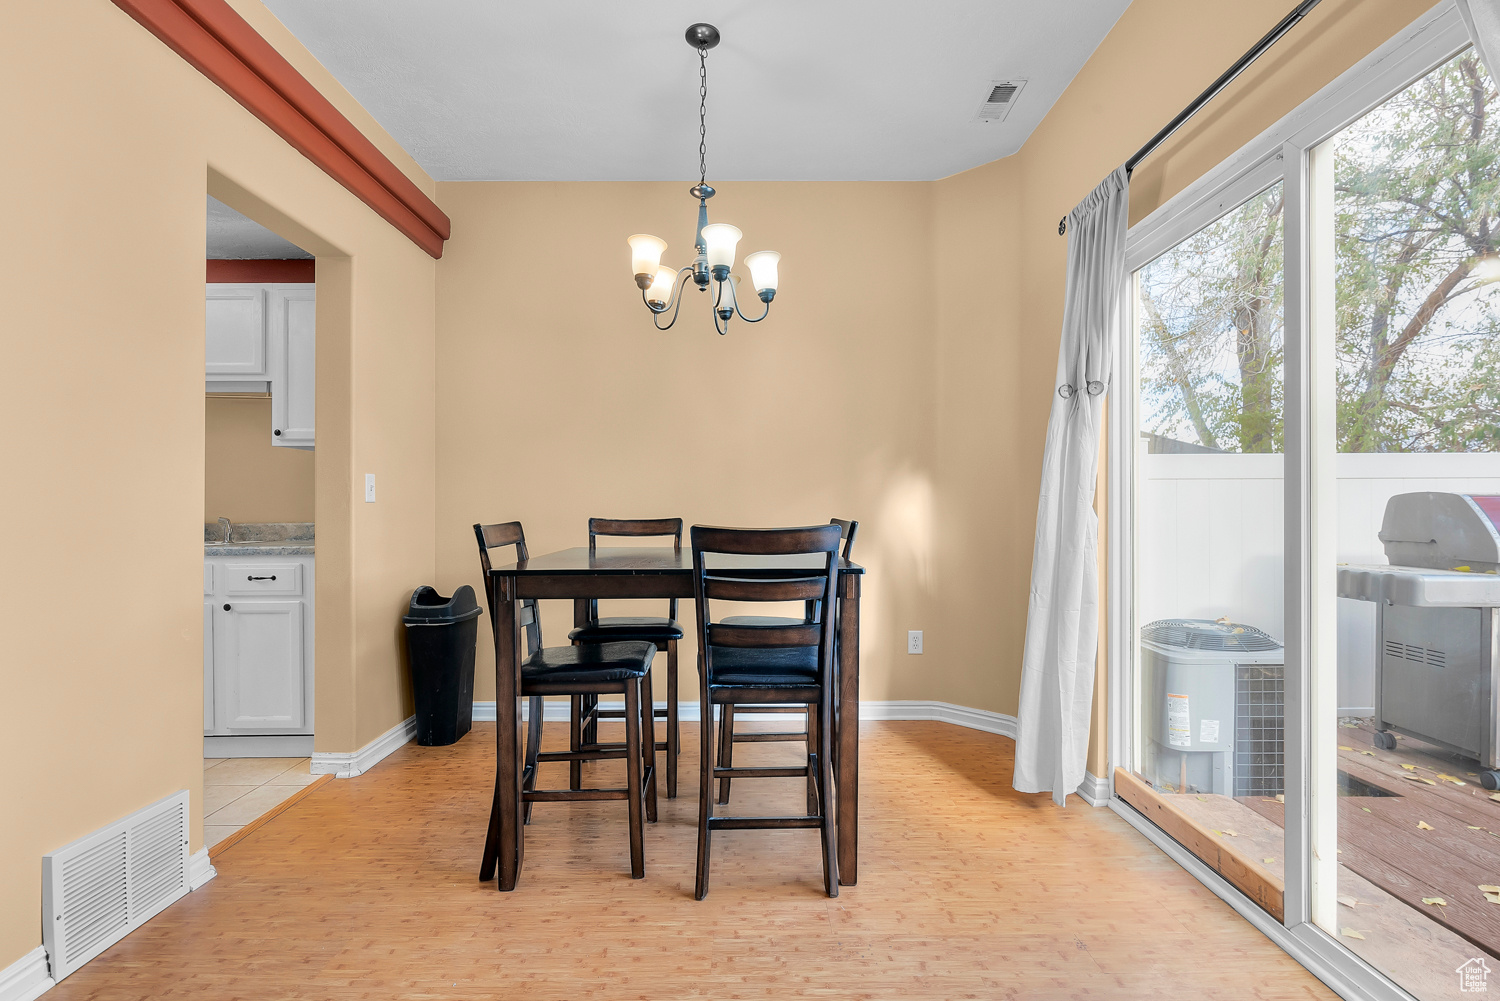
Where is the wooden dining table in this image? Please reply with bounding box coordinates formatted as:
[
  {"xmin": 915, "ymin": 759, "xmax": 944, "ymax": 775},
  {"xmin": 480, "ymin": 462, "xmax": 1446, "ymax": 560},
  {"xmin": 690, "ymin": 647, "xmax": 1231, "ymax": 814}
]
[{"xmin": 481, "ymin": 546, "xmax": 864, "ymax": 892}]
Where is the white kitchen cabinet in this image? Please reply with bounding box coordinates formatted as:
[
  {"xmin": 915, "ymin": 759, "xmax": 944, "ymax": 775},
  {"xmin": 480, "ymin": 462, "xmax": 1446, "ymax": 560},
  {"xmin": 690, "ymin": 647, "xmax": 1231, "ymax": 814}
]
[
  {"xmin": 268, "ymin": 287, "xmax": 316, "ymax": 448},
  {"xmin": 205, "ymin": 282, "xmax": 315, "ymax": 449},
  {"xmin": 204, "ymin": 553, "xmax": 315, "ymax": 747},
  {"xmin": 205, "ymin": 286, "xmax": 267, "ymax": 377}
]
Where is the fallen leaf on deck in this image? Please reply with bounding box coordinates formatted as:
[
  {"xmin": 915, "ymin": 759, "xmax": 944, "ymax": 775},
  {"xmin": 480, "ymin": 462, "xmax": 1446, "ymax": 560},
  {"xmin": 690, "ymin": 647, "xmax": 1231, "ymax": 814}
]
[
  {"xmin": 1341, "ymin": 929, "xmax": 1366, "ymax": 940},
  {"xmin": 1339, "ymin": 745, "xmax": 1354, "ymax": 751},
  {"xmin": 1362, "ymin": 807, "xmax": 1372, "ymax": 813},
  {"xmin": 1359, "ymin": 750, "xmax": 1376, "ymax": 756},
  {"xmin": 1275, "ymin": 794, "xmax": 1285, "ymax": 803},
  {"xmin": 1221, "ymin": 829, "xmax": 1239, "ymax": 837},
  {"xmin": 1422, "ymin": 897, "xmax": 1447, "ymax": 906},
  {"xmin": 1338, "ymin": 895, "xmax": 1359, "ymax": 908},
  {"xmin": 1490, "ymin": 792, "xmax": 1500, "ymax": 802},
  {"xmin": 1486, "ymin": 892, "xmax": 1500, "ymax": 905},
  {"xmin": 1197, "ymin": 796, "xmax": 1206, "ymax": 801},
  {"xmin": 1436, "ymin": 773, "xmax": 1466, "ymax": 785},
  {"xmin": 1478, "ymin": 884, "xmax": 1500, "ymax": 893},
  {"xmin": 1418, "ymin": 821, "xmax": 1435, "ymax": 830},
  {"xmin": 1400, "ymin": 764, "xmax": 1417, "ymax": 771},
  {"xmin": 1264, "ymin": 858, "xmax": 1276, "ymax": 864},
  {"xmin": 1211, "ymin": 830, "xmax": 1224, "ymax": 836},
  {"xmin": 1469, "ymin": 826, "xmax": 1484, "ymax": 830}
]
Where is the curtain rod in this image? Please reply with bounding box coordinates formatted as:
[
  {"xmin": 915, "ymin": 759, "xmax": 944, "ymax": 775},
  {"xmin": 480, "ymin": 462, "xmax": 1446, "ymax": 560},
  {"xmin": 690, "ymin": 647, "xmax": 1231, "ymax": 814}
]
[{"xmin": 1058, "ymin": 0, "xmax": 1323, "ymax": 236}]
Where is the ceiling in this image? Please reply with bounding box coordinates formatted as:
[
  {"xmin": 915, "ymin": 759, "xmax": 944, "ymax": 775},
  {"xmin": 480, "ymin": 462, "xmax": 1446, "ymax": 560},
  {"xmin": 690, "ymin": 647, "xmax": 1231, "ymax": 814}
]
[
  {"xmin": 261, "ymin": 0, "xmax": 1132, "ymax": 182},
  {"xmin": 207, "ymin": 196, "xmax": 312, "ymax": 258}
]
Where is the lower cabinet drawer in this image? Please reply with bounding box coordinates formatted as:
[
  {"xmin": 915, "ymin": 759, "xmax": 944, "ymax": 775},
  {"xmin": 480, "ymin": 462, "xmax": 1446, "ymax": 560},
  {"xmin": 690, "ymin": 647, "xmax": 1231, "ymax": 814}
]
[{"xmin": 223, "ymin": 563, "xmax": 303, "ymax": 596}]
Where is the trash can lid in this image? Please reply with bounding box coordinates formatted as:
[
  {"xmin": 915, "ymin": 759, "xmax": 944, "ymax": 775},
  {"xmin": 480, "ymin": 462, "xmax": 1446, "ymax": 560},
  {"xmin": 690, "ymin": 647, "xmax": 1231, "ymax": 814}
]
[
  {"xmin": 1141, "ymin": 617, "xmax": 1281, "ymax": 653},
  {"xmin": 404, "ymin": 584, "xmax": 482, "ymax": 623}
]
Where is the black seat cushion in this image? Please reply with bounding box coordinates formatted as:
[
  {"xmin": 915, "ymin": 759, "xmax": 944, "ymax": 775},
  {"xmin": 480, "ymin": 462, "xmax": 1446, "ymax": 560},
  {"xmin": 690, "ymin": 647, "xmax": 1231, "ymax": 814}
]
[
  {"xmin": 569, "ymin": 616, "xmax": 684, "ymax": 642},
  {"xmin": 521, "ymin": 641, "xmax": 656, "ymax": 686},
  {"xmin": 707, "ymin": 645, "xmax": 820, "ymax": 687}
]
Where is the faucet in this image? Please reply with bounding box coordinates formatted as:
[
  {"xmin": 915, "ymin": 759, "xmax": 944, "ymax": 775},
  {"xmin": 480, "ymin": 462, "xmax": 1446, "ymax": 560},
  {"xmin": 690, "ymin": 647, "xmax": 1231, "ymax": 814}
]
[{"xmin": 218, "ymin": 517, "xmax": 233, "ymax": 544}]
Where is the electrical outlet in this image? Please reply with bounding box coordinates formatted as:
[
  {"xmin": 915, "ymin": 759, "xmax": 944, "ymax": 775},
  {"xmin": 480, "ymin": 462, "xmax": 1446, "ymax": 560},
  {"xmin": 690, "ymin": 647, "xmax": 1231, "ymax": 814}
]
[
  {"xmin": 365, "ymin": 473, "xmax": 376, "ymax": 503},
  {"xmin": 907, "ymin": 630, "xmax": 923, "ymax": 655}
]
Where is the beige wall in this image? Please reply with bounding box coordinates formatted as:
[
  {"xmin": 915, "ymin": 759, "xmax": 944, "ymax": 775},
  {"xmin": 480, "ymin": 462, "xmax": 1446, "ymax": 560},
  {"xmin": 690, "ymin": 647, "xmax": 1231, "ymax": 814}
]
[
  {"xmin": 434, "ymin": 181, "xmax": 940, "ymax": 705},
  {"xmin": 0, "ymin": 0, "xmax": 436, "ymax": 972},
  {"xmin": 205, "ymin": 396, "xmax": 315, "ymax": 523}
]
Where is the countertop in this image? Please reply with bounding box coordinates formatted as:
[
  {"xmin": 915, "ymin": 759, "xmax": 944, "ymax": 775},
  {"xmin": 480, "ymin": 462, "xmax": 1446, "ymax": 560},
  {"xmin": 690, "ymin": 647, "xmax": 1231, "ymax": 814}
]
[
  {"xmin": 204, "ymin": 521, "xmax": 314, "ymax": 558},
  {"xmin": 204, "ymin": 542, "xmax": 315, "ymax": 557}
]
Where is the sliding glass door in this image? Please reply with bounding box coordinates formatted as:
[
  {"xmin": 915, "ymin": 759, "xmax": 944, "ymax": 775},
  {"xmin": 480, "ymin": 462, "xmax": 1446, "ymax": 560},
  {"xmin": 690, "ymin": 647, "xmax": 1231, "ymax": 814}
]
[{"xmin": 1114, "ymin": 7, "xmax": 1499, "ymax": 999}]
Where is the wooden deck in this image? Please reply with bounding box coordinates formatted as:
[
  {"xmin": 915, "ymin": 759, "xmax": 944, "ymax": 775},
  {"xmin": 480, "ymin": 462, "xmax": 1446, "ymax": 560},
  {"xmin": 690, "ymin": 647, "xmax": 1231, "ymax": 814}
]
[{"xmin": 1238, "ymin": 721, "xmax": 1500, "ymax": 960}]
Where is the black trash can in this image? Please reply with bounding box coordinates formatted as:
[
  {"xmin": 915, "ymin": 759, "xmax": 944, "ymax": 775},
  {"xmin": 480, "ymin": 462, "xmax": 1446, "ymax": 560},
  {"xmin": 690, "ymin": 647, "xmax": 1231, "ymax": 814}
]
[{"xmin": 403, "ymin": 585, "xmax": 482, "ymax": 746}]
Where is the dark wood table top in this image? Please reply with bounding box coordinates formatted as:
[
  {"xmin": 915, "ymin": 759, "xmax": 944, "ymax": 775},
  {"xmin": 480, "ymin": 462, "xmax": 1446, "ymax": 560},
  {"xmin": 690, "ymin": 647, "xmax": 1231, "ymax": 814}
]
[{"xmin": 488, "ymin": 546, "xmax": 865, "ymax": 576}]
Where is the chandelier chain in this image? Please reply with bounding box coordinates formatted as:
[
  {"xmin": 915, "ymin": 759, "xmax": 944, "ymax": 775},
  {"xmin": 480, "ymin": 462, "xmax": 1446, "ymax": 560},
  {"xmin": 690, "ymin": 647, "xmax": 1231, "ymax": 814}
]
[{"xmin": 698, "ymin": 47, "xmax": 708, "ymax": 186}]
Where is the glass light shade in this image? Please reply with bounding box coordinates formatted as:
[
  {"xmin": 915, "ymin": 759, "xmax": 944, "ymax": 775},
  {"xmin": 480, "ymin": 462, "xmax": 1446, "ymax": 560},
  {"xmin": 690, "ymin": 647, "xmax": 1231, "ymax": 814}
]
[
  {"xmin": 645, "ymin": 266, "xmax": 676, "ymax": 307},
  {"xmin": 744, "ymin": 250, "xmax": 781, "ymax": 293},
  {"xmin": 628, "ymin": 234, "xmax": 667, "ymax": 277},
  {"xmin": 700, "ymin": 223, "xmax": 742, "ymax": 269}
]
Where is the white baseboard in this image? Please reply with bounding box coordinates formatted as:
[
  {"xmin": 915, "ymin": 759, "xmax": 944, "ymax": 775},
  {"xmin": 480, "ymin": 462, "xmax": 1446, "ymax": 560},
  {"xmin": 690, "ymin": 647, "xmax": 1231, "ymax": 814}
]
[
  {"xmin": 0, "ymin": 947, "xmax": 53, "ymax": 1001},
  {"xmin": 473, "ymin": 699, "xmax": 1019, "ymax": 735},
  {"xmin": 1076, "ymin": 770, "xmax": 1110, "ymax": 807},
  {"xmin": 310, "ymin": 715, "xmax": 416, "ymax": 778},
  {"xmin": 187, "ymin": 847, "xmax": 217, "ymax": 890}
]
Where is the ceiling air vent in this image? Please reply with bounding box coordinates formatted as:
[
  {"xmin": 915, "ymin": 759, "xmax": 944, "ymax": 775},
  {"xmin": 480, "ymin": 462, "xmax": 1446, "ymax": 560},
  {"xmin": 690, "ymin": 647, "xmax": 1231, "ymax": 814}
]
[{"xmin": 977, "ymin": 79, "xmax": 1027, "ymax": 122}]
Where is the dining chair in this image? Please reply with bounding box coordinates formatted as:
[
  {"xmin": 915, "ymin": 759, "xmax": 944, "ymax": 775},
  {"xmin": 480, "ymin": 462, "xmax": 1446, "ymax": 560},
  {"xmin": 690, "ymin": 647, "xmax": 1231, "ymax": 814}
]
[
  {"xmin": 716, "ymin": 518, "xmax": 857, "ymax": 806},
  {"xmin": 691, "ymin": 523, "xmax": 841, "ymax": 899},
  {"xmin": 474, "ymin": 521, "xmax": 658, "ymax": 878},
  {"xmin": 568, "ymin": 517, "xmax": 685, "ymax": 798}
]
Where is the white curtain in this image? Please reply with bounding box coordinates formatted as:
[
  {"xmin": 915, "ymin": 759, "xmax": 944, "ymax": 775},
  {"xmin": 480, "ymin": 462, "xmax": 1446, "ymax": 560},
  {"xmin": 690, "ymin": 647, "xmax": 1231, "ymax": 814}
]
[
  {"xmin": 1458, "ymin": 0, "xmax": 1500, "ymax": 81},
  {"xmin": 1013, "ymin": 165, "xmax": 1130, "ymax": 806}
]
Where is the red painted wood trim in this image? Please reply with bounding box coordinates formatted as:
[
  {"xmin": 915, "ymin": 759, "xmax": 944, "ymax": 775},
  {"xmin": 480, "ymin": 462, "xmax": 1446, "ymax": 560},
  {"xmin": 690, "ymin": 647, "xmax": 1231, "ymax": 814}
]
[
  {"xmin": 207, "ymin": 259, "xmax": 316, "ymax": 282},
  {"xmin": 112, "ymin": 0, "xmax": 450, "ymax": 259}
]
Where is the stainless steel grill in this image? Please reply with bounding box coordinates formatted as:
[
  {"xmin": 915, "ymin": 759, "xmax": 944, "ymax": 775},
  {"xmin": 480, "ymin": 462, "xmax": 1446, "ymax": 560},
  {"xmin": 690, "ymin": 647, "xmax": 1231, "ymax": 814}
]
[{"xmin": 1337, "ymin": 491, "xmax": 1500, "ymax": 790}]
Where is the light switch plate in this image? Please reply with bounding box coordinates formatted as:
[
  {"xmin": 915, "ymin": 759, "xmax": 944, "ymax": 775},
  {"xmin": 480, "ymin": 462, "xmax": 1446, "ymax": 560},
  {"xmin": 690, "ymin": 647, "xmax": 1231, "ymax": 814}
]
[
  {"xmin": 365, "ymin": 473, "xmax": 376, "ymax": 503},
  {"xmin": 908, "ymin": 630, "xmax": 923, "ymax": 654}
]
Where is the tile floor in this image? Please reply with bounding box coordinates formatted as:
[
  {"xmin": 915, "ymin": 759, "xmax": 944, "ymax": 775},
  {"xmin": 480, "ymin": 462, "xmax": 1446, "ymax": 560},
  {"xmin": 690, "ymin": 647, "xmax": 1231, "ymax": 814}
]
[{"xmin": 202, "ymin": 757, "xmax": 318, "ymax": 848}]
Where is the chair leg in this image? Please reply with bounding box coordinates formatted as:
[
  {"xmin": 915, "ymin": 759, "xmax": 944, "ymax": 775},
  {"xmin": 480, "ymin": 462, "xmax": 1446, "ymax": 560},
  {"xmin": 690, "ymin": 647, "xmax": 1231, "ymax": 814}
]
[
  {"xmin": 524, "ymin": 695, "xmax": 544, "ymax": 825},
  {"xmin": 695, "ymin": 661, "xmax": 713, "ymax": 900},
  {"xmin": 818, "ymin": 699, "xmax": 839, "ymax": 898},
  {"xmin": 623, "ymin": 680, "xmax": 645, "ymax": 879},
  {"xmin": 642, "ymin": 667, "xmax": 658, "ymax": 824},
  {"xmin": 805, "ymin": 704, "xmax": 819, "ymax": 816},
  {"xmin": 569, "ymin": 694, "xmax": 583, "ymax": 791},
  {"xmin": 716, "ymin": 703, "xmax": 735, "ymax": 804},
  {"xmin": 665, "ymin": 639, "xmax": 679, "ymax": 799}
]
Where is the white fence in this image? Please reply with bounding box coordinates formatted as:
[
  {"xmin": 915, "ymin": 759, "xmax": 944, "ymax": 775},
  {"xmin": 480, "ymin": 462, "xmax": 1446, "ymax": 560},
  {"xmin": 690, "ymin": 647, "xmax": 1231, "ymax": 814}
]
[{"xmin": 1138, "ymin": 452, "xmax": 1500, "ymax": 711}]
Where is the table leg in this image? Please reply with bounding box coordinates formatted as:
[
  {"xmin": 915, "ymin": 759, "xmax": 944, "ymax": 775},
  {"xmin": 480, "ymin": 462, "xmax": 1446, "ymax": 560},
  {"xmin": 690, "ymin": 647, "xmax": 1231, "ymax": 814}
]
[
  {"xmin": 836, "ymin": 573, "xmax": 860, "ymax": 885},
  {"xmin": 484, "ymin": 575, "xmax": 524, "ymax": 891},
  {"xmin": 571, "ymin": 598, "xmax": 590, "ymax": 790}
]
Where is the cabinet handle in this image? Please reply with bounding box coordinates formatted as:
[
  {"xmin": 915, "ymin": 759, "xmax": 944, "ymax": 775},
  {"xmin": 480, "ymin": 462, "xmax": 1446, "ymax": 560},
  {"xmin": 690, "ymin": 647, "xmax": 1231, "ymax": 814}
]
[
  {"xmin": 274, "ymin": 429, "xmax": 282, "ymax": 436},
  {"xmin": 223, "ymin": 603, "xmax": 231, "ymax": 611},
  {"xmin": 246, "ymin": 575, "xmax": 277, "ymax": 581}
]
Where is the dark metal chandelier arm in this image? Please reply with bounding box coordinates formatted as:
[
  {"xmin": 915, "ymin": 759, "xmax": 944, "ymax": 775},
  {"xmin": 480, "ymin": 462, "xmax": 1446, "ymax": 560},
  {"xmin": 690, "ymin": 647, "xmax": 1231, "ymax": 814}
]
[
  {"xmin": 731, "ymin": 295, "xmax": 772, "ymax": 323},
  {"xmin": 645, "ymin": 268, "xmax": 696, "ymax": 330}
]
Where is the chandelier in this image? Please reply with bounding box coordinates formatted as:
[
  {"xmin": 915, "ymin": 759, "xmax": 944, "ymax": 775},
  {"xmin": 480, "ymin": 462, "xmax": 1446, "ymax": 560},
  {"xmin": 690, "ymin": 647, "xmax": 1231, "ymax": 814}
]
[{"xmin": 628, "ymin": 23, "xmax": 780, "ymax": 335}]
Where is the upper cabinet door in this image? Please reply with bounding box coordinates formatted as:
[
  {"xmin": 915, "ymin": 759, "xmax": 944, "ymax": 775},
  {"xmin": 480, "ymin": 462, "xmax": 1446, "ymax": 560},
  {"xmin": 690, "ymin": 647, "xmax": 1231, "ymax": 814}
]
[
  {"xmin": 268, "ymin": 287, "xmax": 316, "ymax": 448},
  {"xmin": 205, "ymin": 285, "xmax": 267, "ymax": 377}
]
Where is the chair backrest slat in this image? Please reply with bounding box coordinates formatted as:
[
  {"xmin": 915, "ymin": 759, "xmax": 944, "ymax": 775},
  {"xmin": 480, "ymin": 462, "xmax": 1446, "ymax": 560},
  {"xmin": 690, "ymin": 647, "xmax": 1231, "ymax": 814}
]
[
  {"xmin": 702, "ymin": 575, "xmax": 826, "ymax": 602},
  {"xmin": 830, "ymin": 518, "xmax": 859, "ymax": 560},
  {"xmin": 474, "ymin": 521, "xmax": 540, "ymax": 655},
  {"xmin": 708, "ymin": 622, "xmax": 822, "ymax": 648}
]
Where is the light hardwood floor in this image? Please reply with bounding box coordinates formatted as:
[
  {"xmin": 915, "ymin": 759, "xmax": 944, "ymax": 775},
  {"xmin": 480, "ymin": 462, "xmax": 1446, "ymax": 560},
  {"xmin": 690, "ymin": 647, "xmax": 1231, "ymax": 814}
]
[{"xmin": 50, "ymin": 721, "xmax": 1335, "ymax": 999}]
